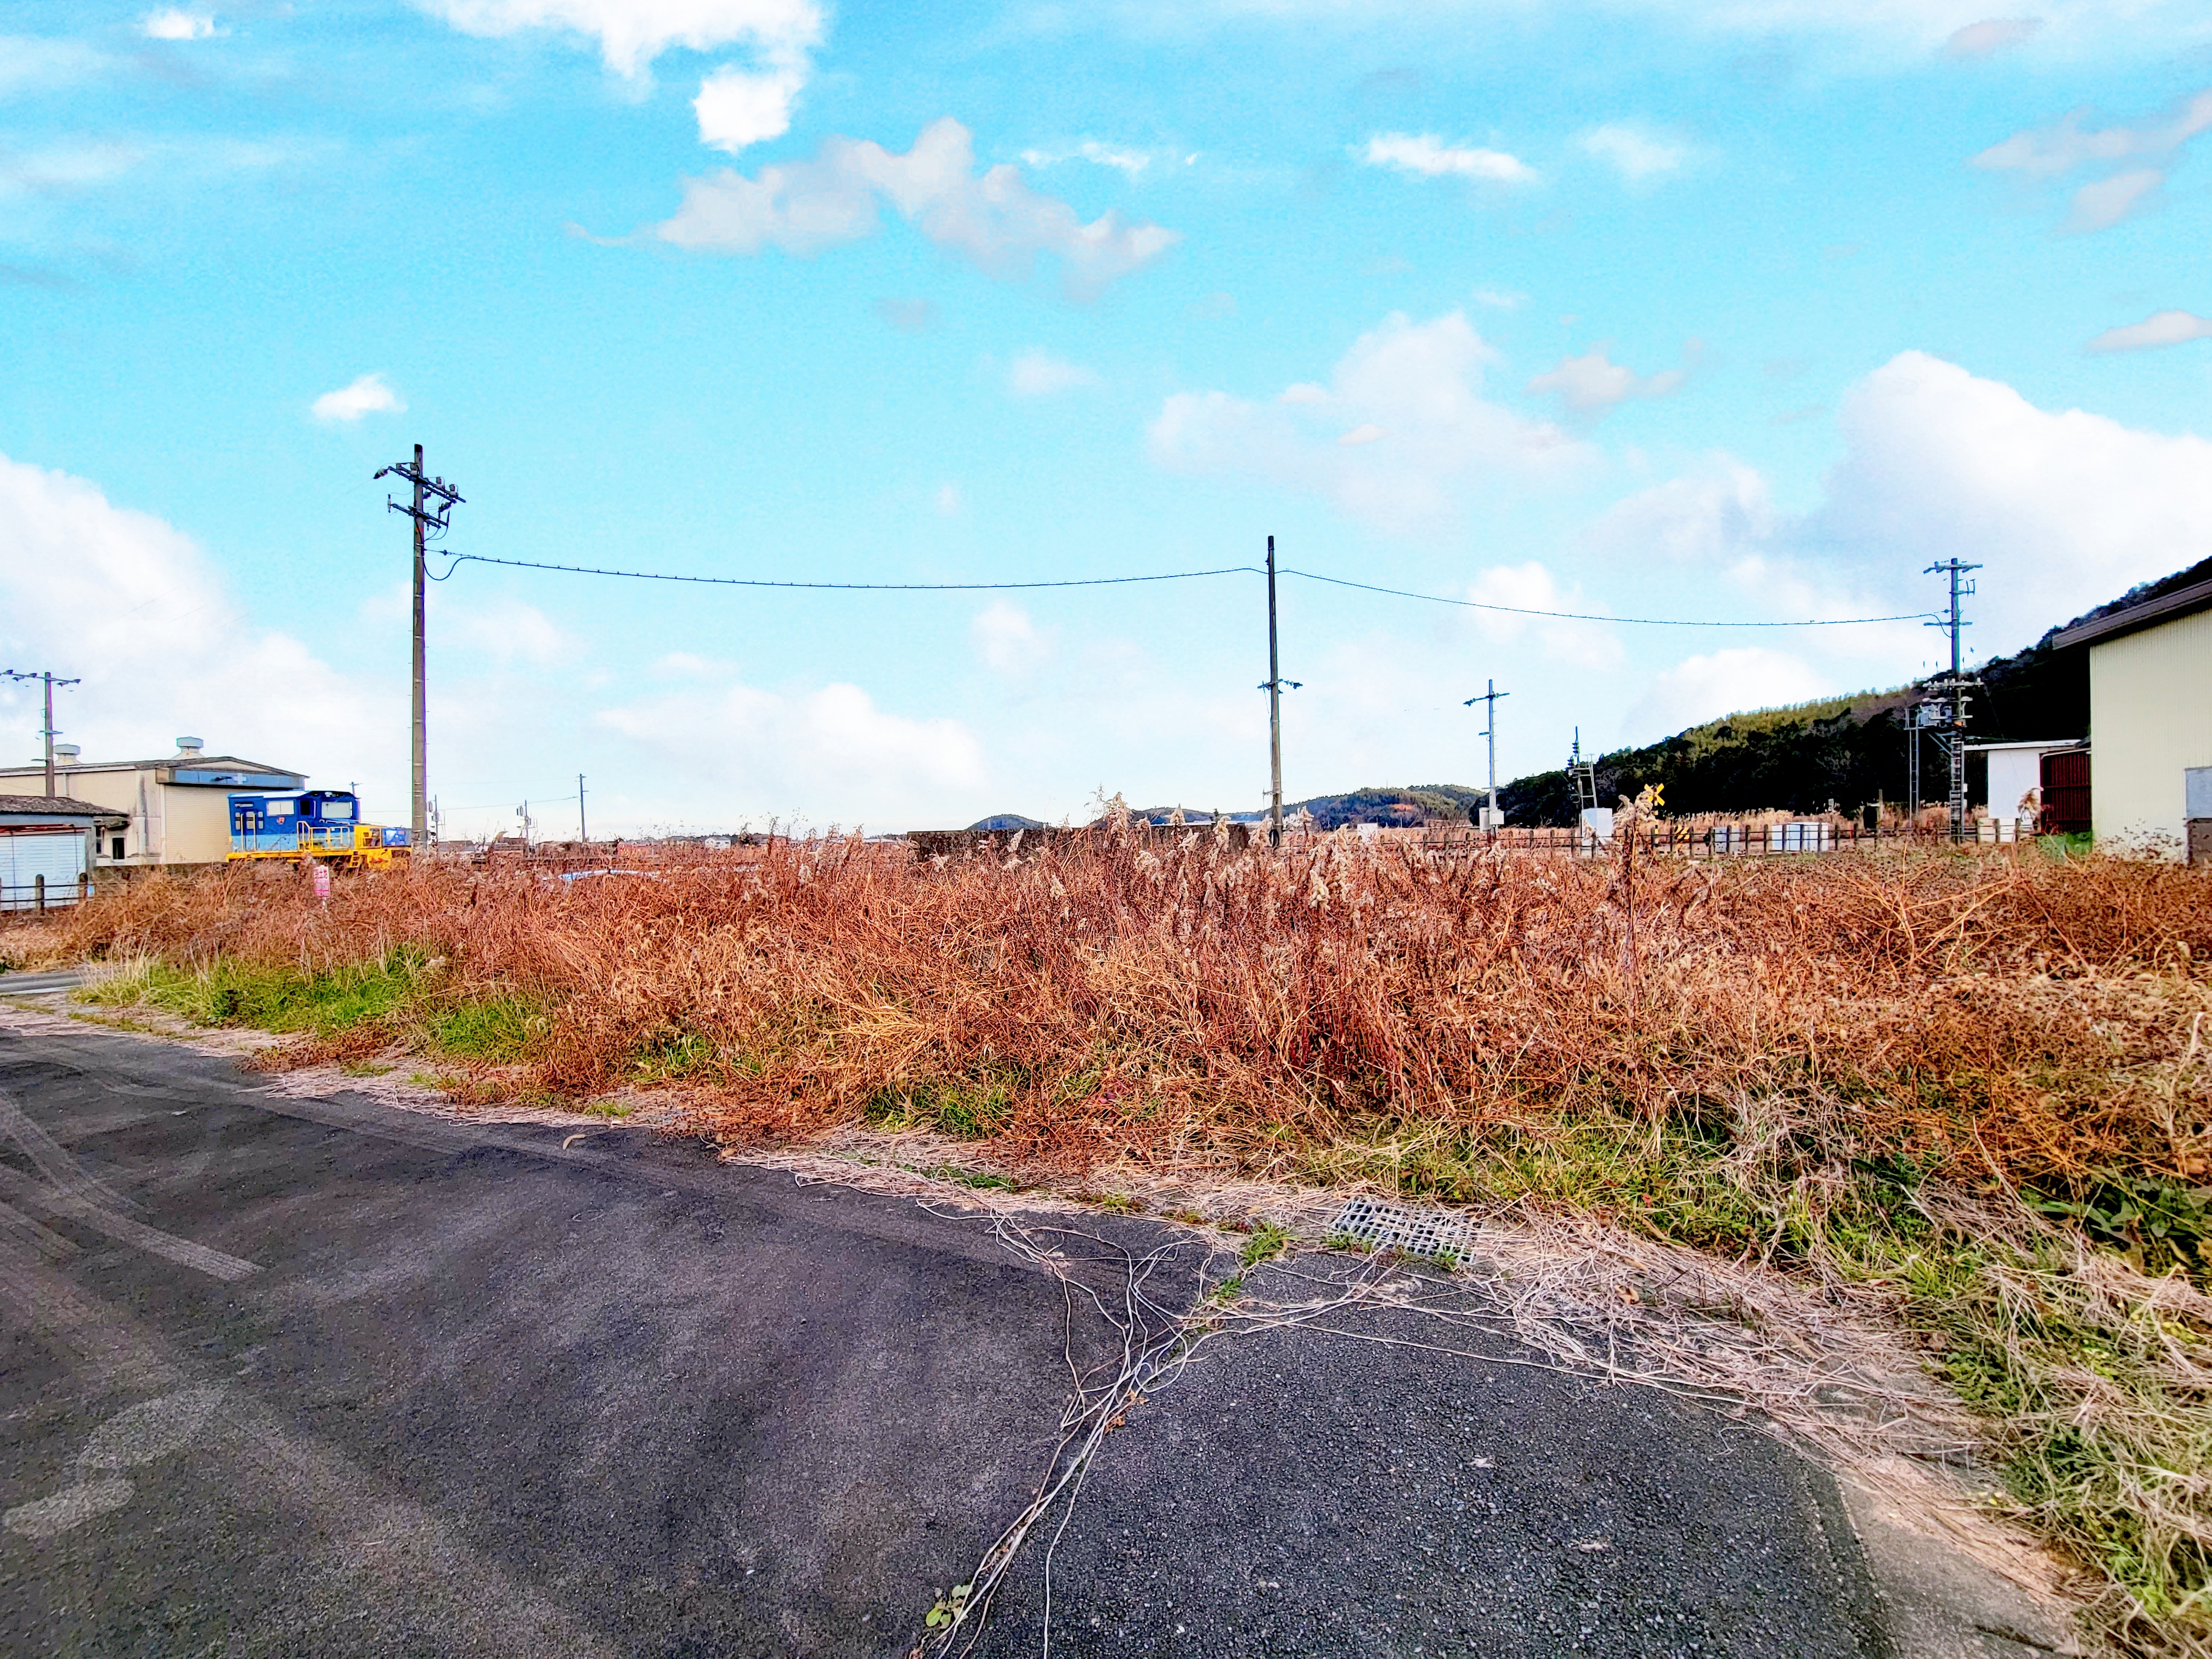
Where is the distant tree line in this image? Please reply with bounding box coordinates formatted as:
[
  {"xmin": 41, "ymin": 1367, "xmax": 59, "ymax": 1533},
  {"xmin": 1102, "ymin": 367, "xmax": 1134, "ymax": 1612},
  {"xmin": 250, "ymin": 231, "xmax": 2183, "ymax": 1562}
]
[{"xmin": 1499, "ymin": 630, "xmax": 2090, "ymax": 826}]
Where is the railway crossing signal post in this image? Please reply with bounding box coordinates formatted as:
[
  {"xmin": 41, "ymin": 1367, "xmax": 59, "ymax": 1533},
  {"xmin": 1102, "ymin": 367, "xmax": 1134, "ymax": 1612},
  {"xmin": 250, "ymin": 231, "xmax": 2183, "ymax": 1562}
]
[{"xmin": 374, "ymin": 445, "xmax": 463, "ymax": 849}]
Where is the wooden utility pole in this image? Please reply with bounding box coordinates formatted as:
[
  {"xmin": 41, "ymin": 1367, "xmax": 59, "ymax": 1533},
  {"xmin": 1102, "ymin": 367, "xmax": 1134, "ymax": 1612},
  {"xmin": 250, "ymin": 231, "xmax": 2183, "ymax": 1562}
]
[
  {"xmin": 1464, "ymin": 679, "xmax": 1509, "ymax": 831},
  {"xmin": 374, "ymin": 447, "xmax": 462, "ymax": 850},
  {"xmin": 1, "ymin": 669, "xmax": 81, "ymax": 798},
  {"xmin": 1259, "ymin": 535, "xmax": 1299, "ymax": 849}
]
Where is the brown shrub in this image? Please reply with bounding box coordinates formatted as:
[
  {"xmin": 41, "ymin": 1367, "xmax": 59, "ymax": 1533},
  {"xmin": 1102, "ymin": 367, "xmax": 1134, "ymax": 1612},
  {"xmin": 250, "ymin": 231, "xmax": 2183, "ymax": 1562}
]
[{"xmin": 25, "ymin": 834, "xmax": 2212, "ymax": 1188}]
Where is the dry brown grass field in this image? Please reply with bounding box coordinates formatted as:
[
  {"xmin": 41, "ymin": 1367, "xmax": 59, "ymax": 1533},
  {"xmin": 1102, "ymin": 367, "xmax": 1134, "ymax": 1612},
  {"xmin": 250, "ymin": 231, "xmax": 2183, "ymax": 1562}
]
[{"xmin": 9, "ymin": 821, "xmax": 2212, "ymax": 1654}]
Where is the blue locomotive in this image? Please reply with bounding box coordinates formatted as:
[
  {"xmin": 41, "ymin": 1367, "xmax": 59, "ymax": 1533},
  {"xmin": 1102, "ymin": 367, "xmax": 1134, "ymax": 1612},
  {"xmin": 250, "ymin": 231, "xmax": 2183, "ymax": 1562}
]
[{"xmin": 227, "ymin": 791, "xmax": 410, "ymax": 865}]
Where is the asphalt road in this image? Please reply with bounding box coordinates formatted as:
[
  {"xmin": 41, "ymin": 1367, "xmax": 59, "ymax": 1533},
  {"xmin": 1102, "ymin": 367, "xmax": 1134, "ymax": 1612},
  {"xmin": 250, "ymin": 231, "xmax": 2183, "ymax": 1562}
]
[{"xmin": 0, "ymin": 1016, "xmax": 2026, "ymax": 1657}]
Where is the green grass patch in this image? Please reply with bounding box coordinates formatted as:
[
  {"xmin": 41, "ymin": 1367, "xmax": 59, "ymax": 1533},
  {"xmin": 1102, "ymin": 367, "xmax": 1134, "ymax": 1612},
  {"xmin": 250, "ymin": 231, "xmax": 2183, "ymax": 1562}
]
[
  {"xmin": 1239, "ymin": 1222, "xmax": 1292, "ymax": 1267},
  {"xmin": 421, "ymin": 993, "xmax": 542, "ymax": 1063},
  {"xmin": 630, "ymin": 1026, "xmax": 720, "ymax": 1084},
  {"xmin": 864, "ymin": 1072, "xmax": 1020, "ymax": 1139}
]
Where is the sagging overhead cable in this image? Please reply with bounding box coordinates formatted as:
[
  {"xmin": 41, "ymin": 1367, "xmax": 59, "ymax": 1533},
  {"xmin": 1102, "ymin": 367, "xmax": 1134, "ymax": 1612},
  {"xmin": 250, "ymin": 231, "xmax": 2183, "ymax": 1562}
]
[{"xmin": 427, "ymin": 551, "xmax": 1938, "ymax": 629}]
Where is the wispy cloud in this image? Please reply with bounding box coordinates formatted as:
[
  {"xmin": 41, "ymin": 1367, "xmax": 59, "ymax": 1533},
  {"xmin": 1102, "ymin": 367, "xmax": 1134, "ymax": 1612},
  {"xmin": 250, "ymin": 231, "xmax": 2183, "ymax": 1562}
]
[
  {"xmin": 1973, "ymin": 87, "xmax": 2212, "ymax": 232},
  {"xmin": 876, "ymin": 297, "xmax": 938, "ymax": 332},
  {"xmin": 2086, "ymin": 308, "xmax": 2212, "ymax": 353},
  {"xmin": 1006, "ymin": 348, "xmax": 1101, "ymax": 396},
  {"xmin": 1943, "ymin": 17, "xmax": 2041, "ymax": 59},
  {"xmin": 1019, "ymin": 139, "xmax": 1161, "ymax": 177},
  {"xmin": 0, "ymin": 36, "xmax": 110, "ymax": 97},
  {"xmin": 1527, "ymin": 341, "xmax": 1699, "ymax": 417},
  {"xmin": 311, "ymin": 373, "xmax": 405, "ymax": 423},
  {"xmin": 655, "ymin": 118, "xmax": 1180, "ymax": 298},
  {"xmin": 1579, "ymin": 123, "xmax": 1686, "ymax": 183},
  {"xmin": 1361, "ymin": 132, "xmax": 1534, "ymax": 186}
]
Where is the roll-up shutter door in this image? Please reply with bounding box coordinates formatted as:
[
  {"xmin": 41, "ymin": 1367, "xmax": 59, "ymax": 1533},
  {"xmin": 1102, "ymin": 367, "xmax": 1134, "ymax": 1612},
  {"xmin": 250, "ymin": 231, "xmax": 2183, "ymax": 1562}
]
[{"xmin": 0, "ymin": 829, "xmax": 89, "ymax": 910}]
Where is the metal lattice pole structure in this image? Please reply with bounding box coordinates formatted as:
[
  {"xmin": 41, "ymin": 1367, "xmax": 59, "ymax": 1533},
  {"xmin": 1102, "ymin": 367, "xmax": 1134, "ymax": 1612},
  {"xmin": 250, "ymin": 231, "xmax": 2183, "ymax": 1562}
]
[
  {"xmin": 374, "ymin": 447, "xmax": 464, "ymax": 849},
  {"xmin": 1923, "ymin": 558, "xmax": 1982, "ymax": 845}
]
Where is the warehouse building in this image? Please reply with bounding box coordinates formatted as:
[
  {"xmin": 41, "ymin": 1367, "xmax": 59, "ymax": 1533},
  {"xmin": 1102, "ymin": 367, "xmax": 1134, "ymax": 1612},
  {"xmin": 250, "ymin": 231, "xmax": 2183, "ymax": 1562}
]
[
  {"xmin": 2052, "ymin": 563, "xmax": 2212, "ymax": 861},
  {"xmin": 0, "ymin": 738, "xmax": 306, "ymax": 868},
  {"xmin": 0, "ymin": 795, "xmax": 127, "ymax": 910}
]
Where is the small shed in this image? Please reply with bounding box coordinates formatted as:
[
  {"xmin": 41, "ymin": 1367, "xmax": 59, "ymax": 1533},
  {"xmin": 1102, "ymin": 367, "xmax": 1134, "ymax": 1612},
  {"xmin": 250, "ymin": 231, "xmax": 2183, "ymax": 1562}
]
[
  {"xmin": 0, "ymin": 795, "xmax": 128, "ymax": 911},
  {"xmin": 1965, "ymin": 740, "xmax": 2086, "ymax": 836}
]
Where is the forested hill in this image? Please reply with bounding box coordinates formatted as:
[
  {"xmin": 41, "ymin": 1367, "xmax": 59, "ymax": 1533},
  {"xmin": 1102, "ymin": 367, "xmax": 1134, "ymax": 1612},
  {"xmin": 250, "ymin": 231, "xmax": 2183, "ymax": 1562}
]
[{"xmin": 1497, "ymin": 626, "xmax": 2090, "ymax": 826}]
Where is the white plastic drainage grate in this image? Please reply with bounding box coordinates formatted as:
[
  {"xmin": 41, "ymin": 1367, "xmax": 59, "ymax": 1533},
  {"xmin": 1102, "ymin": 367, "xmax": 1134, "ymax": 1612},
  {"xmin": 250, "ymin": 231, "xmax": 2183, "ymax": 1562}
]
[{"xmin": 1324, "ymin": 1197, "xmax": 1475, "ymax": 1265}]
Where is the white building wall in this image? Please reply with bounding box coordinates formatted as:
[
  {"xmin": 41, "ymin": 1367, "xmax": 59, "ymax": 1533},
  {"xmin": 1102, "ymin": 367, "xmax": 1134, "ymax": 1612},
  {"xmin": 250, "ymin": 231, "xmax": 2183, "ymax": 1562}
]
[{"xmin": 2090, "ymin": 608, "xmax": 2212, "ymax": 855}]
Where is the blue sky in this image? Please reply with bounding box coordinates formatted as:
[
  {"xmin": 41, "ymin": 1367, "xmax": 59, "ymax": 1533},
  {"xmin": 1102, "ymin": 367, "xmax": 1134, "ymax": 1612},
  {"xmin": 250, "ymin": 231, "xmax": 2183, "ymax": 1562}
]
[{"xmin": 5, "ymin": 1, "xmax": 2211, "ymax": 836}]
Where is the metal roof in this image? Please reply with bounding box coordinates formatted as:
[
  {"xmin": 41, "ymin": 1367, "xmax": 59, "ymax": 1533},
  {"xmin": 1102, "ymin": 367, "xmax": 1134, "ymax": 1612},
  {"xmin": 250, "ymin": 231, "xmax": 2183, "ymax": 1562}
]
[
  {"xmin": 2050, "ymin": 575, "xmax": 2212, "ymax": 651},
  {"xmin": 0, "ymin": 795, "xmax": 129, "ymax": 822},
  {"xmin": 0, "ymin": 754, "xmax": 303, "ymax": 781}
]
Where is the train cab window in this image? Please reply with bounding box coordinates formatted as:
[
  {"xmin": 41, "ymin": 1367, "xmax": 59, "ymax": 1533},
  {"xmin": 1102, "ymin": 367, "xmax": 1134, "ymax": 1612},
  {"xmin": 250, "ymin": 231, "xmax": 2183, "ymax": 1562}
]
[
  {"xmin": 269, "ymin": 798, "xmax": 295, "ymax": 816},
  {"xmin": 324, "ymin": 799, "xmax": 355, "ymax": 821}
]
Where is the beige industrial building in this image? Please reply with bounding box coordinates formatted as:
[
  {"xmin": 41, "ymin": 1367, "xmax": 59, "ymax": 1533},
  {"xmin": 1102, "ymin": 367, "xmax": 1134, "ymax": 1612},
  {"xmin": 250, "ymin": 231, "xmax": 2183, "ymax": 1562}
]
[
  {"xmin": 0, "ymin": 738, "xmax": 306, "ymax": 868},
  {"xmin": 2052, "ymin": 568, "xmax": 2212, "ymax": 860}
]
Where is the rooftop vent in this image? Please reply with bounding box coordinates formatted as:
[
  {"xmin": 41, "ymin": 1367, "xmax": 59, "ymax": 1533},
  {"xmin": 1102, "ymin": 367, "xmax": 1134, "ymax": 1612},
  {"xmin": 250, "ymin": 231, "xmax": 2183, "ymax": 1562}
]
[
  {"xmin": 176, "ymin": 737, "xmax": 204, "ymax": 757},
  {"xmin": 53, "ymin": 744, "xmax": 80, "ymax": 762}
]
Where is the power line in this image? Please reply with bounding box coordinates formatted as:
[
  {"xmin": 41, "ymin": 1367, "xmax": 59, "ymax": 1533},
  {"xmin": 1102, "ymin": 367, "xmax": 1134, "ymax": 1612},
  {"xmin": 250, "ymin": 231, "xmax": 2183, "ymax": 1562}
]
[
  {"xmin": 428, "ymin": 553, "xmax": 1259, "ymax": 591},
  {"xmin": 427, "ymin": 549, "xmax": 1939, "ymax": 628},
  {"xmin": 1277, "ymin": 569, "xmax": 1938, "ymax": 628}
]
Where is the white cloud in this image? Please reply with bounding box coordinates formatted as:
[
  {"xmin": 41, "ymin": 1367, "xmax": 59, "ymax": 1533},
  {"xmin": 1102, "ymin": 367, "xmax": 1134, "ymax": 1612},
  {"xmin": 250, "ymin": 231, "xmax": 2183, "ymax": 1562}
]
[
  {"xmin": 1464, "ymin": 562, "xmax": 1623, "ymax": 669},
  {"xmin": 654, "ymin": 118, "xmax": 1180, "ymax": 298},
  {"xmin": 1973, "ymin": 87, "xmax": 2212, "ymax": 231},
  {"xmin": 594, "ymin": 676, "xmax": 985, "ymax": 825},
  {"xmin": 971, "ymin": 601, "xmax": 1051, "ymax": 674},
  {"xmin": 1149, "ymin": 310, "xmax": 1588, "ymax": 533},
  {"xmin": 1593, "ymin": 351, "xmax": 2212, "ymax": 652},
  {"xmin": 1579, "ymin": 123, "xmax": 1687, "ymax": 182},
  {"xmin": 1362, "ymin": 133, "xmax": 1535, "ymax": 185},
  {"xmin": 1470, "ymin": 287, "xmax": 1523, "ymax": 309},
  {"xmin": 695, "ymin": 61, "xmax": 807, "ymax": 153},
  {"xmin": 310, "ymin": 373, "xmax": 405, "ymax": 423},
  {"xmin": 1006, "ymin": 348, "xmax": 1101, "ymax": 397},
  {"xmin": 1527, "ymin": 342, "xmax": 1694, "ymax": 416},
  {"xmin": 934, "ymin": 482, "xmax": 962, "ymax": 516},
  {"xmin": 1627, "ymin": 647, "xmax": 1827, "ymax": 741},
  {"xmin": 142, "ymin": 9, "xmax": 218, "ymax": 40},
  {"xmin": 420, "ymin": 0, "xmax": 823, "ymax": 78},
  {"xmin": 2087, "ymin": 308, "xmax": 2212, "ymax": 352},
  {"xmin": 0, "ymin": 453, "xmax": 390, "ymax": 801},
  {"xmin": 1943, "ymin": 17, "xmax": 2041, "ymax": 58}
]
